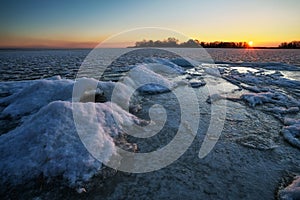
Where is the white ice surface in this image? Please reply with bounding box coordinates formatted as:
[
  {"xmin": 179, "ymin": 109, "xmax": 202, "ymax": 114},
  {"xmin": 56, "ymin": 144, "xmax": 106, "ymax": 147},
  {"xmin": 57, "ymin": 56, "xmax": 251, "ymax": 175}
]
[
  {"xmin": 121, "ymin": 64, "xmax": 176, "ymax": 94},
  {"xmin": 0, "ymin": 100, "xmax": 142, "ymax": 187},
  {"xmin": 0, "ymin": 76, "xmax": 148, "ymax": 187},
  {"xmin": 1, "ymin": 79, "xmax": 74, "ymax": 117},
  {"xmin": 0, "ymin": 66, "xmax": 176, "ymax": 187},
  {"xmin": 1, "ymin": 67, "xmax": 176, "ymax": 118}
]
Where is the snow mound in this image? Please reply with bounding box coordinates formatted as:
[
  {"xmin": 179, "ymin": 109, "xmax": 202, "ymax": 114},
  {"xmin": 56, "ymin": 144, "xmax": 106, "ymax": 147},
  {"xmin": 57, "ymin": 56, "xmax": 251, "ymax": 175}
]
[
  {"xmin": 0, "ymin": 100, "xmax": 141, "ymax": 187},
  {"xmin": 122, "ymin": 65, "xmax": 176, "ymax": 94},
  {"xmin": 1, "ymin": 79, "xmax": 73, "ymax": 117},
  {"xmin": 0, "ymin": 77, "xmax": 141, "ymax": 119},
  {"xmin": 0, "ymin": 101, "xmax": 102, "ymax": 186}
]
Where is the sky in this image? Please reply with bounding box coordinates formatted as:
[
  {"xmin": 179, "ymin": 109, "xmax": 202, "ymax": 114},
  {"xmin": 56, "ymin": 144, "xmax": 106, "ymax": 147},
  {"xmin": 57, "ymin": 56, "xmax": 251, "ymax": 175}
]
[{"xmin": 0, "ymin": 0, "xmax": 299, "ymax": 48}]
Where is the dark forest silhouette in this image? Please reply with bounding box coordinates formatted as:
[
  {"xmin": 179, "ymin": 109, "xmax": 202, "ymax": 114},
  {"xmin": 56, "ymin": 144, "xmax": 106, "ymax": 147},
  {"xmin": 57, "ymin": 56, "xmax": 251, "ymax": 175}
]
[
  {"xmin": 133, "ymin": 38, "xmax": 250, "ymax": 48},
  {"xmin": 279, "ymin": 41, "xmax": 300, "ymax": 49},
  {"xmin": 131, "ymin": 37, "xmax": 300, "ymax": 49}
]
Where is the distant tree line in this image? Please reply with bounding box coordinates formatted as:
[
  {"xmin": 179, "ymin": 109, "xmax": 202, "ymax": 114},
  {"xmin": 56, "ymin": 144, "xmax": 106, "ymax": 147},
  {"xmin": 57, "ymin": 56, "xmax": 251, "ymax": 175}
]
[
  {"xmin": 199, "ymin": 41, "xmax": 250, "ymax": 48},
  {"xmin": 278, "ymin": 41, "xmax": 300, "ymax": 49},
  {"xmin": 133, "ymin": 38, "xmax": 300, "ymax": 49},
  {"xmin": 133, "ymin": 37, "xmax": 251, "ymax": 48}
]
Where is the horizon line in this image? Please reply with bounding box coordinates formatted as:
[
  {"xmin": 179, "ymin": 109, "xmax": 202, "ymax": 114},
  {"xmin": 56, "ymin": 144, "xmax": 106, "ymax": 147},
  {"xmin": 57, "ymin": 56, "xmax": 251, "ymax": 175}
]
[
  {"xmin": 0, "ymin": 46, "xmax": 298, "ymax": 50},
  {"xmin": 0, "ymin": 38, "xmax": 299, "ymax": 49}
]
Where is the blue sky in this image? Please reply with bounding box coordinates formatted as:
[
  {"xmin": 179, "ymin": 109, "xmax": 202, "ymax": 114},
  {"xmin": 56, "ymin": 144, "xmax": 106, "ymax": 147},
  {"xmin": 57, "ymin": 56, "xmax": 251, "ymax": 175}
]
[{"xmin": 0, "ymin": 0, "xmax": 299, "ymax": 47}]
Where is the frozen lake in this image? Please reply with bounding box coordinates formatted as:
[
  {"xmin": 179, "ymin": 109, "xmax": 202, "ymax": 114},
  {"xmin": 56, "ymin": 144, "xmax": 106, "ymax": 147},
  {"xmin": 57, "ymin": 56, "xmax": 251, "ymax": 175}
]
[
  {"xmin": 0, "ymin": 48, "xmax": 299, "ymax": 81},
  {"xmin": 0, "ymin": 48, "xmax": 300, "ymax": 199}
]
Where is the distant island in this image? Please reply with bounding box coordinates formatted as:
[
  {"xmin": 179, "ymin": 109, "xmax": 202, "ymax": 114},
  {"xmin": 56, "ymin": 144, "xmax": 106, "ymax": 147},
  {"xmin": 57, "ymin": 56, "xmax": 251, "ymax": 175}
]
[{"xmin": 129, "ymin": 38, "xmax": 300, "ymax": 49}]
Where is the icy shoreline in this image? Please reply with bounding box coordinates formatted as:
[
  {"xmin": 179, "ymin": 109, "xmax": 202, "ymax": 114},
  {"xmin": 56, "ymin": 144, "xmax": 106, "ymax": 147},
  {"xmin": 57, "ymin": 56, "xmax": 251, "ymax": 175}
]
[
  {"xmin": 0, "ymin": 58, "xmax": 190, "ymax": 189},
  {"xmin": 0, "ymin": 57, "xmax": 300, "ymax": 199}
]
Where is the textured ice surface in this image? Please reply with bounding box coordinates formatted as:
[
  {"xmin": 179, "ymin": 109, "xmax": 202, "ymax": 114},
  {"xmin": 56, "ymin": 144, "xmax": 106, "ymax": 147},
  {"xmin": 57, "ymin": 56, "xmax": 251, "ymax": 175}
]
[
  {"xmin": 0, "ymin": 60, "xmax": 182, "ymax": 188},
  {"xmin": 1, "ymin": 79, "xmax": 73, "ymax": 117},
  {"xmin": 1, "ymin": 49, "xmax": 300, "ymax": 199},
  {"xmin": 279, "ymin": 176, "xmax": 300, "ymax": 200},
  {"xmin": 282, "ymin": 122, "xmax": 300, "ymax": 149},
  {"xmin": 235, "ymin": 134, "xmax": 277, "ymax": 150},
  {"xmin": 0, "ymin": 101, "xmax": 101, "ymax": 186},
  {"xmin": 170, "ymin": 57, "xmax": 197, "ymax": 68},
  {"xmin": 144, "ymin": 58, "xmax": 185, "ymax": 74},
  {"xmin": 123, "ymin": 65, "xmax": 176, "ymax": 94},
  {"xmin": 204, "ymin": 66, "xmax": 221, "ymax": 77},
  {"xmin": 216, "ymin": 62, "xmax": 300, "ymax": 150},
  {"xmin": 241, "ymin": 92, "xmax": 275, "ymax": 107},
  {"xmin": 0, "ymin": 99, "xmax": 143, "ymax": 188},
  {"xmin": 0, "ymin": 76, "xmax": 147, "ymax": 188}
]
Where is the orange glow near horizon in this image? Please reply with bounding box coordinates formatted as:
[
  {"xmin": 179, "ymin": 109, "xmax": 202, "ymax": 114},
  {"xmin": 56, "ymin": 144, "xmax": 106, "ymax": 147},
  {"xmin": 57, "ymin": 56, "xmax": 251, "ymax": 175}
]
[
  {"xmin": 0, "ymin": 36, "xmax": 286, "ymax": 48},
  {"xmin": 0, "ymin": 34, "xmax": 105, "ymax": 49},
  {"xmin": 0, "ymin": 28, "xmax": 297, "ymax": 48},
  {"xmin": 0, "ymin": 1, "xmax": 299, "ymax": 48},
  {"xmin": 0, "ymin": 33, "xmax": 295, "ymax": 48}
]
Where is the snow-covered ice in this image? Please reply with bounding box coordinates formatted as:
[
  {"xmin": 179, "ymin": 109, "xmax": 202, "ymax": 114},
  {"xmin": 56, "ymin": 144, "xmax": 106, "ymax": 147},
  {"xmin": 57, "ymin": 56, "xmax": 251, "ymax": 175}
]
[
  {"xmin": 0, "ymin": 99, "xmax": 144, "ymax": 188},
  {"xmin": 0, "ymin": 49, "xmax": 300, "ymax": 199},
  {"xmin": 122, "ymin": 64, "xmax": 176, "ymax": 94},
  {"xmin": 1, "ymin": 79, "xmax": 73, "ymax": 117},
  {"xmin": 0, "ymin": 58, "xmax": 186, "ymax": 188},
  {"xmin": 1, "ymin": 101, "xmax": 102, "ymax": 187}
]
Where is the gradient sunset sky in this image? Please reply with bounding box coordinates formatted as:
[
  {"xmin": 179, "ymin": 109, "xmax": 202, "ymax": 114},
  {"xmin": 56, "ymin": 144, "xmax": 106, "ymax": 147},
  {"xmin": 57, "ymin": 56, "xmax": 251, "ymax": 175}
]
[{"xmin": 0, "ymin": 0, "xmax": 299, "ymax": 48}]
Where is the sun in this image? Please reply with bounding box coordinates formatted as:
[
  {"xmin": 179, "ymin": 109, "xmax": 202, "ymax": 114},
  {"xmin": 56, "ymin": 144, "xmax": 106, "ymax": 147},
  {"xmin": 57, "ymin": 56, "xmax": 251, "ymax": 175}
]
[{"xmin": 248, "ymin": 41, "xmax": 253, "ymax": 47}]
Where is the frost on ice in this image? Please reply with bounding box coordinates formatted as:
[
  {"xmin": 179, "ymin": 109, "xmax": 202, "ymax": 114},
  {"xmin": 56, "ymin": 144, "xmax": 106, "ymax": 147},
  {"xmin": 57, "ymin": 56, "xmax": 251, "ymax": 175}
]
[
  {"xmin": 214, "ymin": 63, "xmax": 300, "ymax": 150},
  {"xmin": 121, "ymin": 64, "xmax": 176, "ymax": 94},
  {"xmin": 0, "ymin": 99, "xmax": 143, "ymax": 187},
  {"xmin": 0, "ymin": 59, "xmax": 182, "ymax": 188},
  {"xmin": 1, "ymin": 79, "xmax": 73, "ymax": 117}
]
